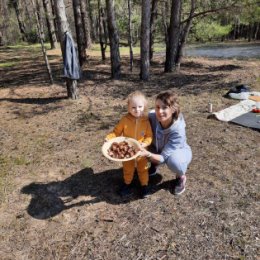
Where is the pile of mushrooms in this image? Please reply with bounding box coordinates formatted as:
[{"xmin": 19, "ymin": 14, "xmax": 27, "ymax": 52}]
[{"xmin": 107, "ymin": 141, "xmax": 138, "ymax": 159}]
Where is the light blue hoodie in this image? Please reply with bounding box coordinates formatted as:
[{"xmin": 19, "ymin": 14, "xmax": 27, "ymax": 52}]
[{"xmin": 149, "ymin": 110, "xmax": 191, "ymax": 163}]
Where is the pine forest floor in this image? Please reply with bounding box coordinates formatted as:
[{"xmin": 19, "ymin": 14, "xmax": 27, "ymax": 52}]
[{"xmin": 0, "ymin": 44, "xmax": 259, "ymax": 260}]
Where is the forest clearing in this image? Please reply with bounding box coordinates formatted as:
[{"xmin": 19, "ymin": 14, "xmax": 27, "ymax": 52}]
[{"xmin": 0, "ymin": 44, "xmax": 259, "ymax": 259}]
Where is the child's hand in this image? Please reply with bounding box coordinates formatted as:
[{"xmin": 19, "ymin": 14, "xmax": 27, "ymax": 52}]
[{"xmin": 140, "ymin": 142, "xmax": 147, "ymax": 148}]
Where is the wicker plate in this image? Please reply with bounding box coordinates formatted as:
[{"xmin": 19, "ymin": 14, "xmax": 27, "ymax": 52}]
[{"xmin": 102, "ymin": 137, "xmax": 141, "ymax": 162}]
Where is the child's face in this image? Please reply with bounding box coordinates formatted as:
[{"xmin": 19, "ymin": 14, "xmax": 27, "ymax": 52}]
[{"xmin": 128, "ymin": 97, "xmax": 145, "ymax": 118}]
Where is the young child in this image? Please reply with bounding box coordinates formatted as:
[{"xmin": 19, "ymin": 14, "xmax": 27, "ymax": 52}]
[{"xmin": 106, "ymin": 91, "xmax": 153, "ymax": 198}]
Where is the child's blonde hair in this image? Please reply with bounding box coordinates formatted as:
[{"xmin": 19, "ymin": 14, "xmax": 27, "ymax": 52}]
[{"xmin": 127, "ymin": 91, "xmax": 148, "ymax": 113}]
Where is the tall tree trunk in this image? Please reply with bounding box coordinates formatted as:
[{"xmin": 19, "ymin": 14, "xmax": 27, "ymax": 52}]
[
  {"xmin": 127, "ymin": 0, "xmax": 133, "ymax": 71},
  {"xmin": 80, "ymin": 0, "xmax": 92, "ymax": 48},
  {"xmin": 247, "ymin": 23, "xmax": 252, "ymax": 42},
  {"xmin": 54, "ymin": 0, "xmax": 79, "ymax": 99},
  {"xmin": 50, "ymin": 0, "xmax": 59, "ymax": 41},
  {"xmin": 32, "ymin": 0, "xmax": 53, "ymax": 84},
  {"xmin": 140, "ymin": 0, "xmax": 151, "ymax": 80},
  {"xmin": 88, "ymin": 0, "xmax": 97, "ymax": 41},
  {"xmin": 0, "ymin": 31, "xmax": 3, "ymax": 46},
  {"xmin": 149, "ymin": 0, "xmax": 159, "ymax": 61},
  {"xmin": 72, "ymin": 0, "xmax": 87, "ymax": 66},
  {"xmin": 25, "ymin": 4, "xmax": 33, "ymax": 29},
  {"xmin": 106, "ymin": 0, "xmax": 121, "ymax": 79},
  {"xmin": 42, "ymin": 0, "xmax": 58, "ymax": 49},
  {"xmin": 254, "ymin": 22, "xmax": 259, "ymax": 40},
  {"xmin": 98, "ymin": 1, "xmax": 107, "ymax": 61},
  {"xmin": 12, "ymin": 0, "xmax": 28, "ymax": 41},
  {"xmin": 164, "ymin": 0, "xmax": 181, "ymax": 72},
  {"xmin": 175, "ymin": 0, "xmax": 195, "ymax": 71},
  {"xmin": 162, "ymin": 0, "xmax": 169, "ymax": 48}
]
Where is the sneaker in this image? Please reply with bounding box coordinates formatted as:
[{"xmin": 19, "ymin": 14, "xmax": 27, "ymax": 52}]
[
  {"xmin": 149, "ymin": 163, "xmax": 158, "ymax": 177},
  {"xmin": 140, "ymin": 185, "xmax": 150, "ymax": 198},
  {"xmin": 118, "ymin": 184, "xmax": 132, "ymax": 197},
  {"xmin": 174, "ymin": 175, "xmax": 186, "ymax": 195}
]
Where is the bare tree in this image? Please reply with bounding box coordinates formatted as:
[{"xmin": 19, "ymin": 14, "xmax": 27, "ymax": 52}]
[
  {"xmin": 174, "ymin": 0, "xmax": 195, "ymax": 70},
  {"xmin": 50, "ymin": 0, "xmax": 59, "ymax": 41},
  {"xmin": 127, "ymin": 0, "xmax": 134, "ymax": 71},
  {"xmin": 162, "ymin": 0, "xmax": 170, "ymax": 45},
  {"xmin": 106, "ymin": 0, "xmax": 121, "ymax": 79},
  {"xmin": 32, "ymin": 0, "xmax": 53, "ymax": 84},
  {"xmin": 10, "ymin": 0, "xmax": 28, "ymax": 41},
  {"xmin": 140, "ymin": 0, "xmax": 151, "ymax": 80},
  {"xmin": 164, "ymin": 0, "xmax": 242, "ymax": 72},
  {"xmin": 0, "ymin": 30, "xmax": 3, "ymax": 46},
  {"xmin": 98, "ymin": 0, "xmax": 107, "ymax": 61},
  {"xmin": 72, "ymin": 0, "xmax": 87, "ymax": 66},
  {"xmin": 164, "ymin": 0, "xmax": 181, "ymax": 72},
  {"xmin": 88, "ymin": 0, "xmax": 97, "ymax": 42},
  {"xmin": 80, "ymin": 0, "xmax": 92, "ymax": 48},
  {"xmin": 149, "ymin": 0, "xmax": 159, "ymax": 60},
  {"xmin": 54, "ymin": 0, "xmax": 79, "ymax": 99},
  {"xmin": 42, "ymin": 0, "xmax": 58, "ymax": 49}
]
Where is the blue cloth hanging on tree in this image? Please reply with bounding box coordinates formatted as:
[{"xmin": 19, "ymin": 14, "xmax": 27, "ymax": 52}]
[{"xmin": 63, "ymin": 32, "xmax": 81, "ymax": 80}]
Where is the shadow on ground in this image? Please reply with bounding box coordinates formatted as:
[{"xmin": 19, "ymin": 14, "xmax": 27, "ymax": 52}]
[
  {"xmin": 0, "ymin": 96, "xmax": 67, "ymax": 104},
  {"xmin": 21, "ymin": 167, "xmax": 166, "ymax": 220},
  {"xmin": 0, "ymin": 45, "xmax": 240, "ymax": 97}
]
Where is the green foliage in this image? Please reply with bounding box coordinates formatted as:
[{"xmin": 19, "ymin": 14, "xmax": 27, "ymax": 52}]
[
  {"xmin": 26, "ymin": 29, "xmax": 39, "ymax": 44},
  {"xmin": 2, "ymin": 0, "xmax": 260, "ymax": 46},
  {"xmin": 238, "ymin": 0, "xmax": 260, "ymax": 24},
  {"xmin": 190, "ymin": 21, "xmax": 232, "ymax": 42},
  {"xmin": 115, "ymin": 1, "xmax": 141, "ymax": 42}
]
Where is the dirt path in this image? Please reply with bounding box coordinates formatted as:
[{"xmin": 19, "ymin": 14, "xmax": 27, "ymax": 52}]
[{"xmin": 0, "ymin": 46, "xmax": 259, "ymax": 259}]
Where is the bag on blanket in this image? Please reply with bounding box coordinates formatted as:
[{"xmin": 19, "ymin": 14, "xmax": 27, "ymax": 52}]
[{"xmin": 224, "ymin": 84, "xmax": 250, "ymax": 100}]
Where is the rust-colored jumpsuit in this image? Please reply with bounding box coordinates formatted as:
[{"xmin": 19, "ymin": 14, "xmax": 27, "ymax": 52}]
[{"xmin": 106, "ymin": 113, "xmax": 152, "ymax": 186}]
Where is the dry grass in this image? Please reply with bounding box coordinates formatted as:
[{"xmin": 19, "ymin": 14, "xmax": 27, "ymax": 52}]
[{"xmin": 0, "ymin": 45, "xmax": 259, "ymax": 260}]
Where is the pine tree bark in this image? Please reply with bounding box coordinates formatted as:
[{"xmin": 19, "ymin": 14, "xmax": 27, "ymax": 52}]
[
  {"xmin": 149, "ymin": 0, "xmax": 159, "ymax": 61},
  {"xmin": 33, "ymin": 0, "xmax": 53, "ymax": 84},
  {"xmin": 80, "ymin": 0, "xmax": 92, "ymax": 48},
  {"xmin": 127, "ymin": 0, "xmax": 133, "ymax": 71},
  {"xmin": 98, "ymin": 1, "xmax": 107, "ymax": 61},
  {"xmin": 50, "ymin": 0, "xmax": 59, "ymax": 41},
  {"xmin": 54, "ymin": 0, "xmax": 79, "ymax": 99},
  {"xmin": 164, "ymin": 0, "xmax": 181, "ymax": 72},
  {"xmin": 106, "ymin": 0, "xmax": 121, "ymax": 79},
  {"xmin": 175, "ymin": 0, "xmax": 195, "ymax": 71},
  {"xmin": 254, "ymin": 22, "xmax": 259, "ymax": 40},
  {"xmin": 0, "ymin": 31, "xmax": 3, "ymax": 46},
  {"xmin": 72, "ymin": 0, "xmax": 87, "ymax": 66},
  {"xmin": 12, "ymin": 0, "xmax": 28, "ymax": 41},
  {"xmin": 162, "ymin": 0, "xmax": 169, "ymax": 50},
  {"xmin": 88, "ymin": 0, "xmax": 97, "ymax": 42},
  {"xmin": 42, "ymin": 0, "xmax": 58, "ymax": 49},
  {"xmin": 140, "ymin": 0, "xmax": 151, "ymax": 81}
]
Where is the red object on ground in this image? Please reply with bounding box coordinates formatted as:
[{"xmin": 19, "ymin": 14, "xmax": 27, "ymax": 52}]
[{"xmin": 252, "ymin": 108, "xmax": 260, "ymax": 113}]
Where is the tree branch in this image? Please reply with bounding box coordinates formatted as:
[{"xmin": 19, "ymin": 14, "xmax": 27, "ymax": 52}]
[{"xmin": 181, "ymin": 1, "xmax": 243, "ymax": 24}]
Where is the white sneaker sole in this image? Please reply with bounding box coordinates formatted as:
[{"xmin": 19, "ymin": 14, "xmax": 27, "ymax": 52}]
[{"xmin": 174, "ymin": 188, "xmax": 185, "ymax": 196}]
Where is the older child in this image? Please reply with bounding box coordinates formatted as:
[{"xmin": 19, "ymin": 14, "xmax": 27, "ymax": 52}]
[{"xmin": 106, "ymin": 91, "xmax": 153, "ymax": 198}]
